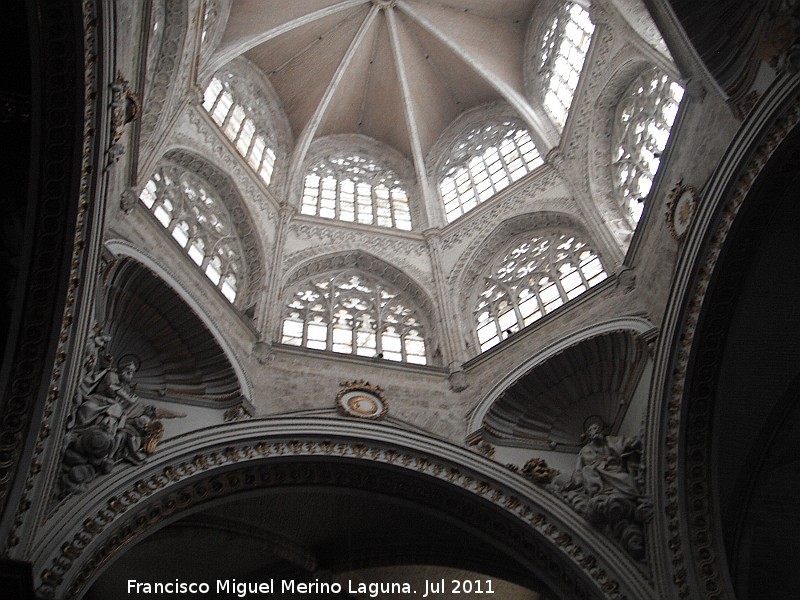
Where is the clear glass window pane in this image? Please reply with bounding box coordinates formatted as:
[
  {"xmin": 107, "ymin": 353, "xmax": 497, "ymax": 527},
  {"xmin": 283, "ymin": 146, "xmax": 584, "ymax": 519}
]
[
  {"xmin": 613, "ymin": 68, "xmax": 684, "ymax": 223},
  {"xmin": 441, "ymin": 126, "xmax": 541, "ymax": 222},
  {"xmin": 474, "ymin": 232, "xmax": 607, "ymax": 352},
  {"xmin": 202, "ymin": 78, "xmax": 223, "ymax": 112},
  {"xmin": 211, "ymin": 91, "xmax": 232, "ymax": 125},
  {"xmin": 143, "ymin": 166, "xmax": 246, "ymax": 305},
  {"xmin": 281, "ymin": 272, "xmax": 428, "ymax": 364},
  {"xmin": 236, "ymin": 119, "xmax": 255, "ymax": 155}
]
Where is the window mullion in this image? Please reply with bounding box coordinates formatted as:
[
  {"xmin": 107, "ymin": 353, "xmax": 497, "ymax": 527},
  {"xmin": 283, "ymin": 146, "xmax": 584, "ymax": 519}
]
[
  {"xmin": 232, "ymin": 120, "xmax": 244, "ymax": 145},
  {"xmin": 553, "ymin": 266, "xmax": 569, "ymax": 302},
  {"xmin": 220, "ymin": 102, "xmax": 236, "ymax": 130},
  {"xmin": 532, "ymin": 285, "xmax": 546, "ymax": 316},
  {"xmin": 400, "ymin": 330, "xmax": 408, "ymax": 362},
  {"xmin": 479, "ymin": 156, "xmax": 498, "ymax": 195},
  {"xmin": 511, "ymin": 290, "xmax": 525, "ymax": 331},
  {"xmin": 466, "ymin": 169, "xmax": 479, "ymax": 203},
  {"xmin": 244, "ymin": 129, "xmax": 258, "ymax": 160},
  {"xmin": 371, "ymin": 186, "xmax": 378, "ymax": 227},
  {"xmin": 512, "ymin": 138, "xmax": 528, "ymax": 175},
  {"xmin": 491, "ymin": 308, "xmax": 504, "ymax": 343},
  {"xmin": 388, "ymin": 191, "xmax": 396, "ymax": 228},
  {"xmin": 335, "ymin": 179, "xmax": 342, "ymax": 220},
  {"xmin": 575, "ymin": 257, "xmax": 590, "ymax": 288},
  {"xmin": 327, "ymin": 293, "xmax": 336, "ymax": 352},
  {"xmin": 351, "ymin": 314, "xmax": 359, "ymax": 355},
  {"xmin": 497, "ymin": 147, "xmax": 514, "ymax": 183},
  {"xmin": 208, "ymin": 89, "xmax": 224, "ymax": 117}
]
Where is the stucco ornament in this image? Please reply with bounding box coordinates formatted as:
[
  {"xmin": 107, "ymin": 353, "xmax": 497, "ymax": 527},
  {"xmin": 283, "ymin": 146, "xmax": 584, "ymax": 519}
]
[
  {"xmin": 335, "ymin": 380, "xmax": 388, "ymax": 420},
  {"xmin": 553, "ymin": 423, "xmax": 651, "ymax": 560},
  {"xmin": 57, "ymin": 329, "xmax": 181, "ymax": 499}
]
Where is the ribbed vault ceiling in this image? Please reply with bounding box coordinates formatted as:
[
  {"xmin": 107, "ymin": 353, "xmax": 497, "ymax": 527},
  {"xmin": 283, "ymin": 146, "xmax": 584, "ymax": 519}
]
[{"xmin": 207, "ymin": 0, "xmax": 555, "ymax": 187}]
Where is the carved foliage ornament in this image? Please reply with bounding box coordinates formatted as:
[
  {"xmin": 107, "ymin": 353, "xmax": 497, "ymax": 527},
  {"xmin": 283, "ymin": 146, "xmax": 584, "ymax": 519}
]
[{"xmin": 664, "ymin": 101, "xmax": 800, "ymax": 600}]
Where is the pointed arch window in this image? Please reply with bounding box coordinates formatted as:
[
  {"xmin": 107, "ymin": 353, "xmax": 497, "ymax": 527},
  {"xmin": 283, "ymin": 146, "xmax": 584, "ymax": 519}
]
[
  {"xmin": 538, "ymin": 2, "xmax": 595, "ymax": 129},
  {"xmin": 301, "ymin": 155, "xmax": 412, "ymax": 230},
  {"xmin": 139, "ymin": 166, "xmax": 245, "ymax": 303},
  {"xmin": 474, "ymin": 232, "xmax": 607, "ymax": 351},
  {"xmin": 202, "ymin": 77, "xmax": 277, "ymax": 186},
  {"xmin": 439, "ymin": 122, "xmax": 543, "ymax": 223},
  {"xmin": 281, "ymin": 271, "xmax": 428, "ymax": 364},
  {"xmin": 613, "ymin": 68, "xmax": 684, "ymax": 222}
]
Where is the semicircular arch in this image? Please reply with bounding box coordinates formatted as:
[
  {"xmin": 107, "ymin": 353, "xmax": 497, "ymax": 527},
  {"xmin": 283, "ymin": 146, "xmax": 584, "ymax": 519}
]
[
  {"xmin": 104, "ymin": 240, "xmax": 252, "ymax": 402},
  {"xmin": 36, "ymin": 421, "xmax": 653, "ymax": 600},
  {"xmin": 467, "ymin": 316, "xmax": 656, "ymax": 436},
  {"xmin": 283, "ymin": 249, "xmax": 436, "ymax": 325},
  {"xmin": 454, "ymin": 211, "xmax": 598, "ymax": 319},
  {"xmin": 149, "ymin": 147, "xmax": 268, "ymax": 311}
]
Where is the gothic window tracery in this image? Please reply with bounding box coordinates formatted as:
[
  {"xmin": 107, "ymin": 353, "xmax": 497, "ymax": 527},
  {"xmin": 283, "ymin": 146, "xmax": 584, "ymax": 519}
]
[
  {"xmin": 281, "ymin": 271, "xmax": 428, "ymax": 364},
  {"xmin": 301, "ymin": 155, "xmax": 412, "ymax": 230},
  {"xmin": 202, "ymin": 77, "xmax": 277, "ymax": 186},
  {"xmin": 139, "ymin": 166, "xmax": 245, "ymax": 303},
  {"xmin": 474, "ymin": 231, "xmax": 607, "ymax": 351},
  {"xmin": 439, "ymin": 122, "xmax": 543, "ymax": 223},
  {"xmin": 537, "ymin": 2, "xmax": 595, "ymax": 129},
  {"xmin": 613, "ymin": 68, "xmax": 684, "ymax": 222}
]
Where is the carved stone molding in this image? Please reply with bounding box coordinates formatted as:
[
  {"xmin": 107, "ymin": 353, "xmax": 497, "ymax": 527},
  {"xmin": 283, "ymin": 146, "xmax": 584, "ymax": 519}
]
[
  {"xmin": 662, "ymin": 92, "xmax": 800, "ymax": 600},
  {"xmin": 508, "ymin": 458, "xmax": 560, "ymax": 485},
  {"xmin": 2, "ymin": 0, "xmax": 99, "ymax": 552},
  {"xmin": 160, "ymin": 149, "xmax": 267, "ymax": 310},
  {"xmin": 223, "ymin": 403, "xmax": 252, "ymax": 422},
  {"xmin": 439, "ymin": 170, "xmax": 564, "ymax": 252},
  {"xmin": 35, "ymin": 424, "xmax": 653, "ymax": 600},
  {"xmin": 140, "ymin": 0, "xmax": 188, "ymax": 146},
  {"xmin": 287, "ymin": 222, "xmax": 426, "ymax": 258}
]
